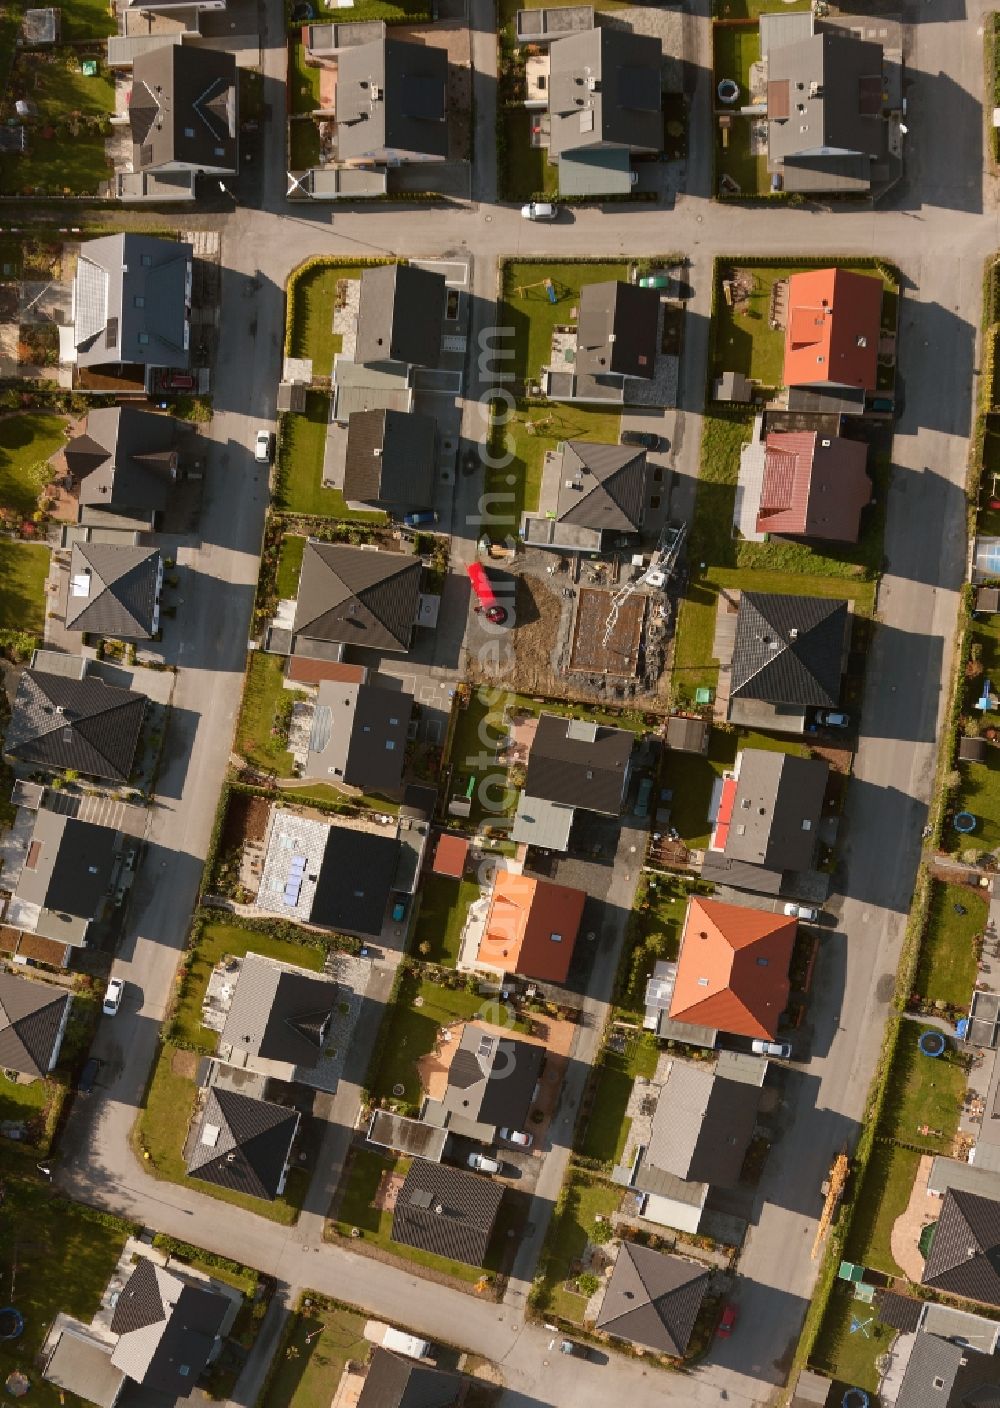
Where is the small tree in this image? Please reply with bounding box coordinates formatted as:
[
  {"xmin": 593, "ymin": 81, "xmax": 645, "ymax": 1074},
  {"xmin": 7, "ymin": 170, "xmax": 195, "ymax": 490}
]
[{"xmin": 577, "ymin": 1273, "xmax": 601, "ymax": 1296}]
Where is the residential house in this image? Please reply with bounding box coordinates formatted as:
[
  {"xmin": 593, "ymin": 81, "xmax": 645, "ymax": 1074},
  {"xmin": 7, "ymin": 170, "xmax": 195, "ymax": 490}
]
[
  {"xmin": 5, "ymin": 810, "xmax": 120, "ymax": 963},
  {"xmin": 69, "ymin": 234, "xmax": 193, "ymax": 384},
  {"xmin": 187, "ymin": 1087, "xmax": 300, "ymax": 1201},
  {"xmin": 356, "ymin": 1347, "xmax": 466, "ymax": 1408},
  {"xmin": 334, "ymin": 39, "xmax": 449, "ymax": 166},
  {"xmin": 129, "ymin": 46, "xmax": 237, "ymax": 187},
  {"xmin": 65, "ymin": 544, "xmax": 163, "ymax": 640},
  {"xmin": 520, "ymin": 439, "xmax": 652, "ymax": 551},
  {"xmin": 702, "ymin": 747, "xmax": 830, "ymax": 894},
  {"xmin": 547, "ymin": 28, "xmax": 662, "ymax": 195},
  {"xmin": 302, "ymin": 676, "xmax": 413, "ymax": 796},
  {"xmin": 391, "ymin": 1159, "xmax": 503, "ymax": 1267},
  {"xmin": 5, "ymin": 659, "xmax": 146, "ymax": 784},
  {"xmin": 43, "ymin": 1325, "xmax": 125, "ymax": 1408},
  {"xmin": 421, "ymin": 1021, "xmax": 545, "ymax": 1143},
  {"xmin": 767, "ymin": 31, "xmax": 888, "ymax": 195},
  {"xmin": 354, "ymin": 263, "xmax": 447, "ymax": 371},
  {"xmin": 666, "ymin": 896, "xmax": 795, "ymax": 1042},
  {"xmin": 217, "ymin": 952, "xmax": 338, "ymax": 1083},
  {"xmin": 782, "ymin": 268, "xmax": 884, "ymax": 411},
  {"xmin": 512, "ymin": 713, "xmax": 633, "ymax": 851},
  {"xmin": 596, "ymin": 1243, "xmax": 709, "ymax": 1356},
  {"xmin": 343, "ymin": 408, "xmax": 436, "ymax": 511},
  {"xmin": 544, "ymin": 280, "xmax": 660, "ymax": 404},
  {"xmin": 476, "ymin": 871, "xmax": 586, "ymax": 984},
  {"xmin": 0, "ymin": 971, "xmax": 73, "ymax": 1078},
  {"xmin": 309, "ymin": 822, "xmax": 403, "ymax": 933},
  {"xmin": 726, "ymin": 591, "xmax": 850, "ymax": 734},
  {"xmin": 922, "ymin": 1188, "xmax": 1000, "ymax": 1307},
  {"xmin": 109, "ymin": 1258, "xmax": 233, "ymax": 1397},
  {"xmin": 893, "ymin": 1331, "xmax": 1000, "ymax": 1408},
  {"xmin": 66, "ymin": 406, "xmax": 178, "ymax": 530},
  {"xmin": 753, "ymin": 430, "xmax": 871, "ymax": 542},
  {"xmin": 291, "ymin": 541, "xmax": 424, "ymax": 659}
]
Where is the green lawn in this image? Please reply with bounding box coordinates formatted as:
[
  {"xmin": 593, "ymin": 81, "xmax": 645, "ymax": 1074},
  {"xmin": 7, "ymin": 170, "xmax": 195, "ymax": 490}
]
[
  {"xmin": 948, "ymin": 612, "xmax": 1000, "ymax": 852},
  {"xmin": 842, "ymin": 1141, "xmax": 921, "ymax": 1278},
  {"xmin": 502, "ymin": 260, "xmax": 631, "ymax": 387},
  {"xmin": 663, "ymin": 727, "xmax": 810, "ymax": 848},
  {"xmin": 716, "ymin": 116, "xmax": 767, "ymax": 199},
  {"xmin": 276, "ymin": 534, "xmax": 307, "ymax": 599},
  {"xmin": 878, "ymin": 1023, "xmax": 967, "ymax": 1155},
  {"xmin": 485, "ymin": 404, "xmax": 622, "ymax": 536},
  {"xmin": 289, "ymin": 44, "xmax": 323, "ymax": 115},
  {"xmin": 0, "ymin": 54, "xmax": 115, "ymax": 194},
  {"xmin": 497, "ymin": 0, "xmax": 631, "ymax": 34},
  {"xmin": 713, "ymin": 0, "xmax": 809, "ymax": 15},
  {"xmin": 0, "ymin": 1178, "xmax": 129, "ymax": 1408},
  {"xmin": 289, "ymin": 119, "xmax": 321, "ymax": 170},
  {"xmin": 448, "ymin": 689, "xmax": 515, "ymax": 826},
  {"xmin": 275, "ymin": 393, "xmax": 386, "ymax": 520},
  {"xmin": 535, "ymin": 1172, "xmax": 622, "ymax": 1322},
  {"xmin": 286, "ymin": 262, "xmax": 370, "ymax": 377},
  {"xmin": 0, "ymin": 540, "xmax": 49, "ymax": 631},
  {"xmin": 411, "ymin": 874, "xmax": 480, "ymax": 966},
  {"xmin": 500, "ymin": 108, "xmax": 557, "ymax": 202},
  {"xmin": 0, "ymin": 1069, "xmax": 50, "ymax": 1127},
  {"xmin": 576, "ymin": 1029, "xmax": 659, "ymax": 1166},
  {"xmin": 617, "ymin": 873, "xmax": 698, "ymax": 1016},
  {"xmin": 138, "ymin": 1044, "xmax": 306, "ymax": 1224},
  {"xmin": 63, "ymin": 0, "xmax": 117, "ymax": 40},
  {"xmin": 914, "ymin": 881, "xmax": 987, "ymax": 1008},
  {"xmin": 235, "ymin": 651, "xmax": 304, "ymax": 776},
  {"xmin": 0, "ymin": 412, "xmax": 67, "ymax": 515},
  {"xmin": 169, "ymin": 920, "xmax": 325, "ymax": 1052},
  {"xmin": 810, "ymin": 1281, "xmax": 895, "ymax": 1393},
  {"xmin": 713, "ymin": 21, "xmax": 760, "ymax": 101},
  {"xmin": 260, "ymin": 1297, "xmax": 370, "ymax": 1408}
]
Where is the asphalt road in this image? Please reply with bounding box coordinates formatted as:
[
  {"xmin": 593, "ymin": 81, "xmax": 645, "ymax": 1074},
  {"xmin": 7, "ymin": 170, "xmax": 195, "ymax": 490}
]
[{"xmin": 55, "ymin": 0, "xmax": 998, "ymax": 1401}]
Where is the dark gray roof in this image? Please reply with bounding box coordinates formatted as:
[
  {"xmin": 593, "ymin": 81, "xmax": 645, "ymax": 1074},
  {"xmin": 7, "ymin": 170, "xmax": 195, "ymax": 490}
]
[
  {"xmin": 13, "ymin": 810, "xmax": 117, "ymax": 928},
  {"xmin": 441, "ymin": 1023, "xmax": 544, "ymax": 1133},
  {"xmin": 293, "ymin": 541, "xmax": 422, "ymax": 655},
  {"xmin": 768, "ymin": 32, "xmax": 886, "ymax": 194},
  {"xmin": 524, "ymin": 712, "xmax": 632, "ymax": 815},
  {"xmin": 110, "ymin": 1259, "xmax": 229, "ymax": 1397},
  {"xmin": 354, "ymin": 264, "xmax": 446, "ymax": 369},
  {"xmin": 596, "ymin": 1243, "xmax": 709, "ymax": 1355},
  {"xmin": 73, "ymin": 233, "xmax": 192, "ymax": 371},
  {"xmin": 187, "ymin": 1088, "xmax": 299, "ymax": 1202},
  {"xmin": 65, "ymin": 543, "xmax": 161, "ymax": 640},
  {"xmin": 874, "ymin": 1290, "xmax": 923, "ymax": 1332},
  {"xmin": 357, "ymin": 1348, "xmax": 464, "ymax": 1408},
  {"xmin": 923, "ymin": 1189, "xmax": 1000, "ymax": 1306},
  {"xmin": 0, "ymin": 970, "xmax": 71, "ymax": 1077},
  {"xmin": 637, "ymin": 1061, "xmax": 760, "ymax": 1189},
  {"xmin": 311, "ymin": 823, "xmax": 400, "ymax": 935},
  {"xmin": 392, "ymin": 1159, "xmax": 503, "ymax": 1267},
  {"xmin": 555, "ymin": 440, "xmax": 648, "ymax": 533},
  {"xmin": 343, "ymin": 409, "xmax": 436, "ymax": 506},
  {"xmin": 6, "ymin": 668, "xmax": 145, "ymax": 782},
  {"xmin": 68, "ymin": 406, "xmax": 177, "ymax": 517},
  {"xmin": 577, "ymin": 281, "xmax": 660, "ymax": 382},
  {"xmin": 548, "ymin": 27, "xmax": 662, "ymax": 156},
  {"xmin": 130, "ymin": 45, "xmax": 237, "ymax": 174},
  {"xmin": 221, "ymin": 955, "xmax": 338, "ymax": 1070},
  {"xmin": 335, "ymin": 38, "xmax": 448, "ymax": 162},
  {"xmin": 724, "ymin": 749, "xmax": 829, "ymax": 872},
  {"xmin": 305, "ymin": 678, "xmax": 412, "ymax": 796},
  {"xmin": 666, "ymin": 715, "xmax": 710, "ymax": 753},
  {"xmin": 895, "ymin": 1330, "xmax": 1000, "ymax": 1408},
  {"xmin": 368, "ymin": 1109, "xmax": 448, "ymax": 1161},
  {"xmin": 730, "ymin": 592, "xmax": 849, "ymax": 708}
]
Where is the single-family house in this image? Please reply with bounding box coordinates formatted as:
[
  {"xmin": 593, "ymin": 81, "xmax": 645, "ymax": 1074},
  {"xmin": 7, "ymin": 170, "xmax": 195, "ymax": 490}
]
[
  {"xmin": 354, "ymin": 263, "xmax": 447, "ymax": 371},
  {"xmin": 596, "ymin": 1243, "xmax": 710, "ymax": 1356},
  {"xmin": 894, "ymin": 1331, "xmax": 1000, "ymax": 1408},
  {"xmin": 547, "ymin": 28, "xmax": 662, "ymax": 194},
  {"xmin": 922, "ymin": 1188, "xmax": 1000, "ymax": 1307},
  {"xmin": 476, "ymin": 871, "xmax": 586, "ymax": 984},
  {"xmin": 110, "ymin": 1259, "xmax": 233, "ymax": 1397},
  {"xmin": 129, "ymin": 46, "xmax": 237, "ymax": 181},
  {"xmin": 187, "ymin": 1087, "xmax": 300, "ymax": 1201},
  {"xmin": 782, "ymin": 268, "xmax": 883, "ymax": 402},
  {"xmin": 291, "ymin": 541, "xmax": 424, "ymax": 659},
  {"xmin": 422, "ymin": 1021, "xmax": 544, "ymax": 1143},
  {"xmin": 343, "ymin": 408, "xmax": 436, "ymax": 511},
  {"xmin": 520, "ymin": 439, "xmax": 652, "ymax": 551},
  {"xmin": 512, "ymin": 713, "xmax": 633, "ymax": 851},
  {"xmin": 0, "ymin": 971, "xmax": 73, "ymax": 1078},
  {"xmin": 334, "ymin": 39, "xmax": 449, "ymax": 166},
  {"xmin": 754, "ymin": 431, "xmax": 871, "ymax": 542},
  {"xmin": 727, "ymin": 591, "xmax": 850, "ymax": 734},
  {"xmin": 580, "ymin": 279, "xmax": 659, "ymax": 385},
  {"xmin": 391, "ymin": 1159, "xmax": 503, "ymax": 1267},
  {"xmin": 357, "ymin": 1348, "xmax": 466, "ymax": 1408},
  {"xmin": 66, "ymin": 406, "xmax": 178, "ymax": 530},
  {"xmin": 65, "ymin": 544, "xmax": 164, "ymax": 640},
  {"xmin": 302, "ymin": 676, "xmax": 413, "ymax": 797},
  {"xmin": 5, "ymin": 659, "xmax": 146, "ymax": 784},
  {"xmin": 5, "ymin": 810, "xmax": 120, "ymax": 961},
  {"xmin": 217, "ymin": 952, "xmax": 338, "ymax": 1083}
]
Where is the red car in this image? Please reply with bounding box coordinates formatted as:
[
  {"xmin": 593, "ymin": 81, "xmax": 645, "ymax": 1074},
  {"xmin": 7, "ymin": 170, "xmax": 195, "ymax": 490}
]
[
  {"xmin": 163, "ymin": 372, "xmax": 195, "ymax": 391},
  {"xmin": 716, "ymin": 1304, "xmax": 738, "ymax": 1339}
]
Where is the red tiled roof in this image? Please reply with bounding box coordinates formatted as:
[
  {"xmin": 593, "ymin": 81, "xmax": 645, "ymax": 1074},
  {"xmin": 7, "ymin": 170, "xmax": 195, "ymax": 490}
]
[
  {"xmin": 478, "ymin": 871, "xmax": 586, "ymax": 983},
  {"xmin": 756, "ymin": 431, "xmax": 872, "ymax": 542},
  {"xmin": 432, "ymin": 833, "xmax": 470, "ymax": 878},
  {"xmin": 286, "ymin": 657, "xmax": 367, "ymax": 685},
  {"xmin": 711, "ymin": 776, "xmax": 738, "ymax": 851},
  {"xmin": 668, "ymin": 897, "xmax": 796, "ymax": 1040},
  {"xmin": 783, "ymin": 268, "xmax": 883, "ymax": 392}
]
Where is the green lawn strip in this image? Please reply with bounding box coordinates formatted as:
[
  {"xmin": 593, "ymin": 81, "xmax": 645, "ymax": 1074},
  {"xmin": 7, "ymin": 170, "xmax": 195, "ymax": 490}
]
[
  {"xmin": 947, "ymin": 611, "xmax": 1000, "ymax": 852},
  {"xmin": 310, "ymin": 0, "xmax": 430, "ymax": 20},
  {"xmin": 577, "ymin": 1030, "xmax": 659, "ymax": 1165},
  {"xmin": 486, "ymin": 404, "xmax": 622, "ymax": 536},
  {"xmin": 712, "ymin": 0, "xmax": 810, "ymax": 16},
  {"xmin": 841, "ymin": 1141, "xmax": 921, "ymax": 1278},
  {"xmin": 152, "ymin": 1235, "xmax": 257, "ymax": 1296},
  {"xmin": 287, "ymin": 265, "xmax": 369, "ymax": 377},
  {"xmin": 500, "ymin": 107, "xmax": 557, "ymax": 202},
  {"xmin": 616, "ymin": 872, "xmax": 697, "ymax": 1016},
  {"xmin": 63, "ymin": 0, "xmax": 117, "ymax": 40},
  {"xmin": 0, "ymin": 540, "xmax": 49, "ymax": 631},
  {"xmin": 276, "ymin": 393, "xmax": 385, "ymax": 520},
  {"xmin": 289, "ymin": 119, "xmax": 321, "ymax": 170},
  {"xmin": 448, "ymin": 689, "xmax": 516, "ymax": 825},
  {"xmin": 411, "ymin": 873, "xmax": 480, "ymax": 966},
  {"xmin": 1, "ymin": 130, "xmax": 110, "ymax": 195},
  {"xmin": 289, "ymin": 44, "xmax": 323, "ymax": 115},
  {"xmin": 235, "ymin": 651, "xmax": 303, "ymax": 776},
  {"xmin": 0, "ymin": 411, "xmax": 67, "ymax": 515},
  {"xmin": 138, "ymin": 1044, "xmax": 302, "ymax": 1224},
  {"xmin": 877, "ymin": 1023, "xmax": 967, "ymax": 1154},
  {"xmin": 663, "ymin": 727, "xmax": 809, "ymax": 848},
  {"xmin": 502, "ymin": 260, "xmax": 631, "ymax": 386},
  {"xmin": 259, "ymin": 1299, "xmax": 370, "ymax": 1408},
  {"xmin": 169, "ymin": 919, "xmax": 325, "ymax": 1051},
  {"xmin": 535, "ymin": 1172, "xmax": 622, "ymax": 1322},
  {"xmin": 914, "ymin": 881, "xmax": 986, "ymax": 1008},
  {"xmin": 808, "ymin": 1281, "xmax": 894, "ymax": 1393},
  {"xmin": 713, "ymin": 21, "xmax": 760, "ymax": 97},
  {"xmin": 280, "ymin": 783, "xmax": 400, "ymax": 812},
  {"xmin": 0, "ymin": 1071, "xmax": 49, "ymax": 1125},
  {"xmin": 276, "ymin": 533, "xmax": 307, "ymax": 599}
]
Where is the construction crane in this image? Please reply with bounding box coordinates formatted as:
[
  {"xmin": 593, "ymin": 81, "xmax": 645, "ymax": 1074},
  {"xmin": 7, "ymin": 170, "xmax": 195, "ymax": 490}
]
[
  {"xmin": 602, "ymin": 521, "xmax": 686, "ymax": 649},
  {"xmin": 812, "ymin": 1152, "xmax": 850, "ymax": 1259}
]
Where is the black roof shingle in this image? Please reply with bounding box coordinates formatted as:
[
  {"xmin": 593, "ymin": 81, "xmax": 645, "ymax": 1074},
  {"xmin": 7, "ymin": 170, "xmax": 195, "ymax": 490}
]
[
  {"xmin": 392, "ymin": 1159, "xmax": 503, "ymax": 1267},
  {"xmin": 730, "ymin": 592, "xmax": 849, "ymax": 708}
]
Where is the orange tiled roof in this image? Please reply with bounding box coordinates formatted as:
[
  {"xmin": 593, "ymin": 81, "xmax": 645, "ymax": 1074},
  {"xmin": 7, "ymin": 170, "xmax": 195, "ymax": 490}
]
[
  {"xmin": 432, "ymin": 833, "xmax": 469, "ymax": 878},
  {"xmin": 478, "ymin": 871, "xmax": 586, "ymax": 983},
  {"xmin": 783, "ymin": 268, "xmax": 883, "ymax": 392},
  {"xmin": 668, "ymin": 897, "xmax": 795, "ymax": 1040}
]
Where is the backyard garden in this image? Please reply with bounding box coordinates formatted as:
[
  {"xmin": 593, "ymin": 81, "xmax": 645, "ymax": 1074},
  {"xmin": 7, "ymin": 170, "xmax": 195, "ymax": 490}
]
[
  {"xmin": 0, "ymin": 46, "xmax": 115, "ymax": 195},
  {"xmin": 532, "ymin": 1170, "xmax": 622, "ymax": 1322},
  {"xmin": 410, "ymin": 872, "xmax": 481, "ymax": 966},
  {"xmin": 274, "ymin": 392, "xmax": 385, "ymax": 520}
]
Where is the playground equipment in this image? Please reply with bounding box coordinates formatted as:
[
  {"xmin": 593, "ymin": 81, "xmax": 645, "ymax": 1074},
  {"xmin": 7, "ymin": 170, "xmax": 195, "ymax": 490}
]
[
  {"xmin": 718, "ymin": 78, "xmax": 740, "ymax": 104},
  {"xmin": 918, "ymin": 1030, "xmax": 947, "ymax": 1058},
  {"xmin": 0, "ymin": 1308, "xmax": 23, "ymax": 1343},
  {"xmin": 954, "ymin": 811, "xmax": 978, "ymax": 833},
  {"xmin": 513, "ymin": 277, "xmax": 559, "ymax": 304}
]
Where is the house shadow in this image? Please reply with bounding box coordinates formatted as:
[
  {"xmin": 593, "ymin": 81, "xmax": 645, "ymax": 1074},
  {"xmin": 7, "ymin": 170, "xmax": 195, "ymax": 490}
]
[
  {"xmin": 883, "ymin": 67, "xmax": 981, "ymax": 216},
  {"xmin": 154, "ymin": 567, "xmax": 257, "ymax": 672},
  {"xmin": 833, "ymin": 778, "xmax": 925, "ymax": 912},
  {"xmin": 894, "ymin": 302, "xmax": 977, "ymax": 438},
  {"xmin": 856, "ymin": 622, "xmax": 947, "ymax": 741}
]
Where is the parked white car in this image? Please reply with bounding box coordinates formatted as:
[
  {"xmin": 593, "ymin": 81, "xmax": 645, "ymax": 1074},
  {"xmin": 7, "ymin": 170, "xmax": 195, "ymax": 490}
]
[
  {"xmin": 254, "ymin": 429, "xmax": 273, "ymax": 464},
  {"xmin": 751, "ymin": 1038, "xmax": 792, "ymax": 1059},
  {"xmin": 521, "ymin": 202, "xmax": 557, "ymax": 221},
  {"xmin": 784, "ymin": 903, "xmax": 819, "ymax": 922},
  {"xmin": 500, "ymin": 1127, "xmax": 533, "ymax": 1148},
  {"xmin": 102, "ymin": 977, "xmax": 125, "ymax": 1017},
  {"xmin": 467, "ymin": 1152, "xmax": 500, "ymax": 1174}
]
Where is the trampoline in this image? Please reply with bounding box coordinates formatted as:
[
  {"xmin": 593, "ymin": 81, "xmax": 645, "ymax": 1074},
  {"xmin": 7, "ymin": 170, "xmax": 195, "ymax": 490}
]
[
  {"xmin": 0, "ymin": 1308, "xmax": 23, "ymax": 1343},
  {"xmin": 717, "ymin": 78, "xmax": 740, "ymax": 104},
  {"xmin": 919, "ymin": 1030, "xmax": 947, "ymax": 1057},
  {"xmin": 954, "ymin": 812, "xmax": 978, "ymax": 834},
  {"xmin": 842, "ymin": 1392, "xmax": 870, "ymax": 1408}
]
